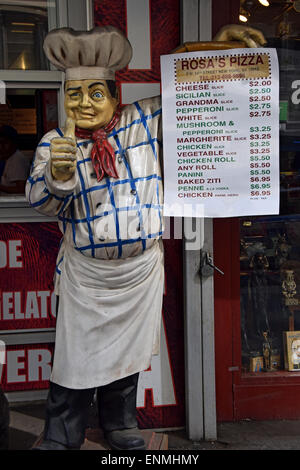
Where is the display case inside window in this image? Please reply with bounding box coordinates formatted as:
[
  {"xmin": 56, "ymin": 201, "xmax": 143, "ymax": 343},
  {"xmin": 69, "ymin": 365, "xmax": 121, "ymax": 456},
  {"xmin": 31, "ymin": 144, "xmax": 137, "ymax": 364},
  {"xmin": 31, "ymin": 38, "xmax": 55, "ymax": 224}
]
[
  {"xmin": 239, "ymin": 0, "xmax": 300, "ymax": 374},
  {"xmin": 0, "ymin": 0, "xmax": 56, "ymax": 70},
  {"xmin": 240, "ymin": 216, "xmax": 300, "ymax": 372}
]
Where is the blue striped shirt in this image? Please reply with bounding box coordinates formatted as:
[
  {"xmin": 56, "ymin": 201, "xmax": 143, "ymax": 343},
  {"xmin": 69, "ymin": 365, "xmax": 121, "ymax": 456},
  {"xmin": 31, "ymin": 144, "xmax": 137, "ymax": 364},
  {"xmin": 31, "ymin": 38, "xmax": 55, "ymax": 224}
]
[{"xmin": 26, "ymin": 96, "xmax": 164, "ymax": 264}]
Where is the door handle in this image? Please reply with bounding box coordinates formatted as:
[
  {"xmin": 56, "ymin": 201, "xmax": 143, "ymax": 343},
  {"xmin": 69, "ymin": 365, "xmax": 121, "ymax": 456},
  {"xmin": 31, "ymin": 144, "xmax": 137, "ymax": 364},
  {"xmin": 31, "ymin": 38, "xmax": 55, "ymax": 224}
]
[{"xmin": 200, "ymin": 251, "xmax": 224, "ymax": 277}]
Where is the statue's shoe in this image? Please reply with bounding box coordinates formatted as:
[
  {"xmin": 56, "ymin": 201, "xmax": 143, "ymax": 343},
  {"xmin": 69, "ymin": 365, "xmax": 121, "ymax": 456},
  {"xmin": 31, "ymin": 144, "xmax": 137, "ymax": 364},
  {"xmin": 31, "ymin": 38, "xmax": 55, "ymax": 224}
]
[{"xmin": 105, "ymin": 428, "xmax": 146, "ymax": 450}]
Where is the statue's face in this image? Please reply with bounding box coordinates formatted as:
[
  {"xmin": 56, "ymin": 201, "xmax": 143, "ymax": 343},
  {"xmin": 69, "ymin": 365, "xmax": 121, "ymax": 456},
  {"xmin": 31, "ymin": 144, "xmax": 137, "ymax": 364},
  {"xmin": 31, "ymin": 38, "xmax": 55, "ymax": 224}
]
[{"xmin": 64, "ymin": 79, "xmax": 119, "ymax": 130}]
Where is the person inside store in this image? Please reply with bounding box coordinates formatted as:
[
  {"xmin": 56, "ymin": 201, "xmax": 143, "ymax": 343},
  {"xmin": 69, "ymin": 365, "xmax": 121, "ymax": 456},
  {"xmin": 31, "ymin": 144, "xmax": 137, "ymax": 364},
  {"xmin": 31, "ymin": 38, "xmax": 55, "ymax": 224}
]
[
  {"xmin": 0, "ymin": 125, "xmax": 30, "ymax": 195},
  {"xmin": 26, "ymin": 24, "xmax": 266, "ymax": 451}
]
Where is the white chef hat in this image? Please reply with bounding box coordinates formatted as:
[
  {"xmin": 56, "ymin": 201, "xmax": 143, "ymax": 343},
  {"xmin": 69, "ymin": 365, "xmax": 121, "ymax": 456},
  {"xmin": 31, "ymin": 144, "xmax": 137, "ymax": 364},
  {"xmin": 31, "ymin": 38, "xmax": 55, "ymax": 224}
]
[{"xmin": 43, "ymin": 26, "xmax": 133, "ymax": 81}]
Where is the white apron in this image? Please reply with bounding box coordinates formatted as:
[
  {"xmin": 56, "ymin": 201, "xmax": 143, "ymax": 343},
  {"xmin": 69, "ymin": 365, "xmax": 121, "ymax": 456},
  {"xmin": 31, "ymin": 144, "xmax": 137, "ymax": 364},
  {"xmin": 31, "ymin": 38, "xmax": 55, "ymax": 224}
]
[{"xmin": 50, "ymin": 240, "xmax": 164, "ymax": 389}]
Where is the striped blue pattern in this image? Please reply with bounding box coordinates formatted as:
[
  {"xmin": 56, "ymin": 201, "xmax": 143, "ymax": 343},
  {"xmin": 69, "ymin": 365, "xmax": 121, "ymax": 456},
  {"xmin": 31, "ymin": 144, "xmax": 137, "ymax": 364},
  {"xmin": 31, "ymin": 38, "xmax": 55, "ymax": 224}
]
[{"xmin": 26, "ymin": 98, "xmax": 164, "ymax": 264}]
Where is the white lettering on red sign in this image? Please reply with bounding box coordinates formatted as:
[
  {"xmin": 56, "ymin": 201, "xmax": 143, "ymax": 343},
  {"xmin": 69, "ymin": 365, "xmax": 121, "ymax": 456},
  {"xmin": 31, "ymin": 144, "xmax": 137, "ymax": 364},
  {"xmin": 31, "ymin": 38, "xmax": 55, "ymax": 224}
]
[
  {"xmin": 27, "ymin": 349, "xmax": 52, "ymax": 382},
  {"xmin": 0, "ymin": 291, "xmax": 57, "ymax": 320},
  {"xmin": 0, "ymin": 340, "xmax": 6, "ymax": 364},
  {"xmin": 0, "ymin": 240, "xmax": 23, "ymax": 268},
  {"xmin": 6, "ymin": 350, "xmax": 26, "ymax": 383},
  {"xmin": 291, "ymin": 80, "xmax": 300, "ymax": 105},
  {"xmin": 0, "ymin": 348, "xmax": 52, "ymax": 384}
]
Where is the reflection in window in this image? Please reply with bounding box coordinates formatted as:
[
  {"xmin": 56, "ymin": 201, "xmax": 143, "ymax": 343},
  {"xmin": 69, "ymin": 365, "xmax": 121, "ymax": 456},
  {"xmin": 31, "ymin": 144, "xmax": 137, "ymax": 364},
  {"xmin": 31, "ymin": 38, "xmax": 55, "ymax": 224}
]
[
  {"xmin": 0, "ymin": 0, "xmax": 55, "ymax": 70},
  {"xmin": 0, "ymin": 88, "xmax": 58, "ymax": 195},
  {"xmin": 0, "ymin": 124, "xmax": 30, "ymax": 194}
]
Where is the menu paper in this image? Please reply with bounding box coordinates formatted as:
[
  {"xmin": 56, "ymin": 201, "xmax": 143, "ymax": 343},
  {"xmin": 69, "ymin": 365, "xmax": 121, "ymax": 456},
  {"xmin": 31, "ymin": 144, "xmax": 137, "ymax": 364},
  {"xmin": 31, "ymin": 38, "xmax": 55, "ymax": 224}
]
[{"xmin": 160, "ymin": 48, "xmax": 279, "ymax": 218}]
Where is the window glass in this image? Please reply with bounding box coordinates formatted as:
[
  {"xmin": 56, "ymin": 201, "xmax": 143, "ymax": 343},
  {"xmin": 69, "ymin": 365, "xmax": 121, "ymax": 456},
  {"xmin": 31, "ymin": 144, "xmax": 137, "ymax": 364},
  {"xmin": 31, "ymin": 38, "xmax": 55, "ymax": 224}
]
[
  {"xmin": 239, "ymin": 0, "xmax": 300, "ymax": 373},
  {"xmin": 0, "ymin": 88, "xmax": 58, "ymax": 195},
  {"xmin": 0, "ymin": 0, "xmax": 56, "ymax": 70}
]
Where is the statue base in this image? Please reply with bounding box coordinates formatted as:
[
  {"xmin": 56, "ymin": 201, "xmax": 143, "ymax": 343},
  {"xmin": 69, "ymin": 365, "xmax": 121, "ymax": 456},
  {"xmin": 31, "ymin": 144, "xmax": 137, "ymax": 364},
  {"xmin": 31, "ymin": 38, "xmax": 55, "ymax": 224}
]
[
  {"xmin": 33, "ymin": 428, "xmax": 169, "ymax": 450},
  {"xmin": 83, "ymin": 428, "xmax": 169, "ymax": 450}
]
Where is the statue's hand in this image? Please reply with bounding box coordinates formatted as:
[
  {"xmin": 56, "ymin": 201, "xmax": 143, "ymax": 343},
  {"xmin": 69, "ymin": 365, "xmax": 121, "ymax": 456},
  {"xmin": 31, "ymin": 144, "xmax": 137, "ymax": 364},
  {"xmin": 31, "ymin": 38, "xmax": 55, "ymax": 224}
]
[
  {"xmin": 171, "ymin": 24, "xmax": 266, "ymax": 53},
  {"xmin": 213, "ymin": 24, "xmax": 267, "ymax": 48},
  {"xmin": 50, "ymin": 118, "xmax": 77, "ymax": 181}
]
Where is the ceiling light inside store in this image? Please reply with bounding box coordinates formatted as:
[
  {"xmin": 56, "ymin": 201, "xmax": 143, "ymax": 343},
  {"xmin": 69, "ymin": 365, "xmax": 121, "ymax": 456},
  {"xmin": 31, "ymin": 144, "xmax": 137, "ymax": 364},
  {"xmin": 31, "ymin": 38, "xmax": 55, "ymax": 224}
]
[
  {"xmin": 239, "ymin": 13, "xmax": 248, "ymax": 22},
  {"xmin": 11, "ymin": 22, "xmax": 35, "ymax": 26},
  {"xmin": 258, "ymin": 0, "xmax": 269, "ymax": 6},
  {"xmin": 11, "ymin": 51, "xmax": 28, "ymax": 70},
  {"xmin": 11, "ymin": 30, "xmax": 33, "ymax": 33}
]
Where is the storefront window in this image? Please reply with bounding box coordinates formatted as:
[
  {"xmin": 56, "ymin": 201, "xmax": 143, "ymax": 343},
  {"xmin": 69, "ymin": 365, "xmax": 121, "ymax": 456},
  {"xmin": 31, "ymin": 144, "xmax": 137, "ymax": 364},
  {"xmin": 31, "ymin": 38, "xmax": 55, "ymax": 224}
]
[
  {"xmin": 0, "ymin": 88, "xmax": 58, "ymax": 195},
  {"xmin": 0, "ymin": 0, "xmax": 56, "ymax": 70},
  {"xmin": 239, "ymin": 0, "xmax": 300, "ymax": 373}
]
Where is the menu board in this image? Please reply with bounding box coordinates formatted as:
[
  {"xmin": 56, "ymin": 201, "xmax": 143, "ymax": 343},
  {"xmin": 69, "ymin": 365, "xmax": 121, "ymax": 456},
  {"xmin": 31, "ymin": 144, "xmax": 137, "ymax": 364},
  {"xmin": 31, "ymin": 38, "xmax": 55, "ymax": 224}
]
[
  {"xmin": 160, "ymin": 48, "xmax": 279, "ymax": 218},
  {"xmin": 12, "ymin": 108, "xmax": 37, "ymax": 134}
]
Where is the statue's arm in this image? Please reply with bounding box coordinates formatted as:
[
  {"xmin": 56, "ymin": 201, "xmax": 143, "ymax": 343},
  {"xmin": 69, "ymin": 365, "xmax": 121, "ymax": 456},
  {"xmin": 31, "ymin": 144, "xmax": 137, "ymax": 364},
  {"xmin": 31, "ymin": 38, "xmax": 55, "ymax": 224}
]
[
  {"xmin": 172, "ymin": 24, "xmax": 266, "ymax": 53},
  {"xmin": 26, "ymin": 131, "xmax": 78, "ymax": 216}
]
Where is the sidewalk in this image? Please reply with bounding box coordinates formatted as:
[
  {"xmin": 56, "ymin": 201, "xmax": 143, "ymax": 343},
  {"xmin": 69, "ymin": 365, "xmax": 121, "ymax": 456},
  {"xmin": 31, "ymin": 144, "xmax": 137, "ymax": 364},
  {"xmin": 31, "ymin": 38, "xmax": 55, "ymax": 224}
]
[
  {"xmin": 167, "ymin": 420, "xmax": 300, "ymax": 450},
  {"xmin": 6, "ymin": 401, "xmax": 300, "ymax": 450}
]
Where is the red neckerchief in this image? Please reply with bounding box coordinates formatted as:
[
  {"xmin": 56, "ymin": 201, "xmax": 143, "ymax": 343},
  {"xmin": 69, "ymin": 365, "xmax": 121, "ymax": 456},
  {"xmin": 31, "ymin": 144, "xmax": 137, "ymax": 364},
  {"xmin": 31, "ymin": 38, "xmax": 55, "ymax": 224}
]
[{"xmin": 75, "ymin": 109, "xmax": 120, "ymax": 182}]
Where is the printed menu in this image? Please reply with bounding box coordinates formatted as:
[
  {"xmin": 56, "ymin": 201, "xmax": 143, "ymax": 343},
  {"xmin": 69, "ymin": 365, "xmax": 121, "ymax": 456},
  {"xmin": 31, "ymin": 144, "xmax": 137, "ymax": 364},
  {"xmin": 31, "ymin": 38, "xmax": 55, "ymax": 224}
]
[{"xmin": 160, "ymin": 48, "xmax": 279, "ymax": 217}]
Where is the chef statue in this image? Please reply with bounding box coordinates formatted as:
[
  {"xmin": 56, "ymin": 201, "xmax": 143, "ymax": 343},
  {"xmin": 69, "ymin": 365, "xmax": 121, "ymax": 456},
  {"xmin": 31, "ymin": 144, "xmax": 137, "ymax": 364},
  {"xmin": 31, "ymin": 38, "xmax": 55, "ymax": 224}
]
[{"xmin": 26, "ymin": 25, "xmax": 265, "ymax": 450}]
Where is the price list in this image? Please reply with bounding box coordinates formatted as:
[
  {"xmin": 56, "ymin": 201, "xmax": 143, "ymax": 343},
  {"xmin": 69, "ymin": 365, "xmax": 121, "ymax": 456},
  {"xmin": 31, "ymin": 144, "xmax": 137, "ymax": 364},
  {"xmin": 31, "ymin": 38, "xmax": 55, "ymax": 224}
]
[
  {"xmin": 161, "ymin": 48, "xmax": 279, "ymax": 218},
  {"xmin": 249, "ymin": 80, "xmax": 274, "ymax": 199}
]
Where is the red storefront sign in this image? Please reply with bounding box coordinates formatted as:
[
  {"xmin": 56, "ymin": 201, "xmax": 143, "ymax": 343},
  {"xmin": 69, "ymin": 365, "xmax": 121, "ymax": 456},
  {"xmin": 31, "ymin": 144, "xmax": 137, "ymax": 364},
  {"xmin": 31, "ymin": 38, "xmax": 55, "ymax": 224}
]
[
  {"xmin": 0, "ymin": 221, "xmax": 185, "ymax": 428},
  {"xmin": 0, "ymin": 223, "xmax": 59, "ymax": 331}
]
